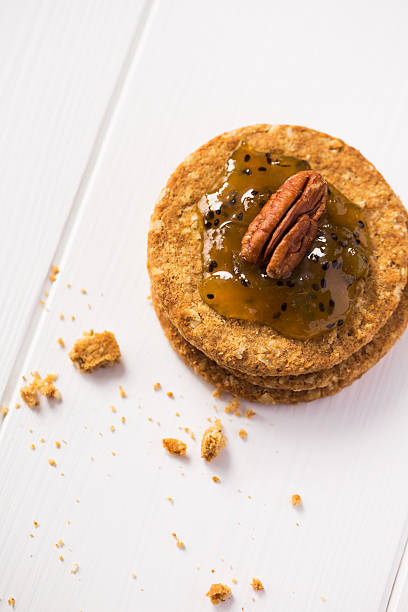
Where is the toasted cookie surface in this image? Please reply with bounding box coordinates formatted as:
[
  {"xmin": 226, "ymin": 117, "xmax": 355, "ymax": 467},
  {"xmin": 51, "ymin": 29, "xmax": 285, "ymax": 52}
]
[
  {"xmin": 148, "ymin": 125, "xmax": 408, "ymax": 376},
  {"xmin": 152, "ymin": 287, "xmax": 408, "ymax": 404}
]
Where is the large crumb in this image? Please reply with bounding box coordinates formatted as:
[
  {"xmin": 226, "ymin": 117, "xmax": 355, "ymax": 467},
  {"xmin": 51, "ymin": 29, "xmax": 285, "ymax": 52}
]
[
  {"xmin": 201, "ymin": 419, "xmax": 226, "ymax": 462},
  {"xmin": 20, "ymin": 371, "xmax": 61, "ymax": 407},
  {"xmin": 69, "ymin": 330, "xmax": 121, "ymax": 372},
  {"xmin": 206, "ymin": 583, "xmax": 231, "ymax": 605},
  {"xmin": 162, "ymin": 438, "xmax": 187, "ymax": 456},
  {"xmin": 291, "ymin": 494, "xmax": 302, "ymax": 506},
  {"xmin": 251, "ymin": 577, "xmax": 264, "ymax": 591}
]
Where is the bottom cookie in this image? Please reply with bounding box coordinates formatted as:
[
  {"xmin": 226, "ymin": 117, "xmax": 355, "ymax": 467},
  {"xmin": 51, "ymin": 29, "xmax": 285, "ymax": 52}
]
[{"xmin": 152, "ymin": 288, "xmax": 408, "ymax": 404}]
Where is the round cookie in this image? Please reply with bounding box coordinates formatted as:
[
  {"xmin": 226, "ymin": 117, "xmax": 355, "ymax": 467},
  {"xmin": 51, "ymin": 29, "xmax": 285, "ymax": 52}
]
[
  {"xmin": 148, "ymin": 124, "xmax": 408, "ymax": 377},
  {"xmin": 152, "ymin": 287, "xmax": 408, "ymax": 404}
]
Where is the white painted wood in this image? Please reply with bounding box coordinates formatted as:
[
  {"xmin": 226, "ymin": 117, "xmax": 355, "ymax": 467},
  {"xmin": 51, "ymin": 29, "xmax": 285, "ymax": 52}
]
[
  {"xmin": 1, "ymin": 0, "xmax": 408, "ymax": 610},
  {"xmin": 0, "ymin": 0, "xmax": 147, "ymax": 396}
]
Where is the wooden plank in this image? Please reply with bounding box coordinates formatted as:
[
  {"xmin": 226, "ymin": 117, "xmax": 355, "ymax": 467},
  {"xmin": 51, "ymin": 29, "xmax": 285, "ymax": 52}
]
[
  {"xmin": 1, "ymin": 0, "xmax": 408, "ymax": 610},
  {"xmin": 0, "ymin": 0, "xmax": 148, "ymax": 397}
]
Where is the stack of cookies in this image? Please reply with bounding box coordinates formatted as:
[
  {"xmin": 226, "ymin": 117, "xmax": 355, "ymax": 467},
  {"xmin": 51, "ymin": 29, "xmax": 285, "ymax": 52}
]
[{"xmin": 148, "ymin": 125, "xmax": 408, "ymax": 404}]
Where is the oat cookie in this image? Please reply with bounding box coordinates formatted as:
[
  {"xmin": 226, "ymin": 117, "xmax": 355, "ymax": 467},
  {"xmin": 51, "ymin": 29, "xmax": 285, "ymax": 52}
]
[{"xmin": 148, "ymin": 125, "xmax": 408, "ymax": 377}]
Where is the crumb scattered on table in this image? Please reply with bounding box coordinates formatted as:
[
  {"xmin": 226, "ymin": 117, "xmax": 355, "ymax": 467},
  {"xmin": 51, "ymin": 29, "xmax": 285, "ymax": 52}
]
[
  {"xmin": 212, "ymin": 476, "xmax": 220, "ymax": 483},
  {"xmin": 71, "ymin": 562, "xmax": 79, "ymax": 574},
  {"xmin": 119, "ymin": 385, "xmax": 126, "ymax": 398},
  {"xmin": 49, "ymin": 265, "xmax": 59, "ymax": 282},
  {"xmin": 48, "ymin": 459, "xmax": 56, "ymax": 467},
  {"xmin": 225, "ymin": 397, "xmax": 240, "ymax": 416},
  {"xmin": 20, "ymin": 371, "xmax": 61, "ymax": 408},
  {"xmin": 57, "ymin": 337, "xmax": 64, "ymax": 347},
  {"xmin": 56, "ymin": 539, "xmax": 64, "ymax": 548},
  {"xmin": 110, "ymin": 425, "xmax": 115, "ymax": 432},
  {"xmin": 206, "ymin": 583, "xmax": 231, "ymax": 605},
  {"xmin": 167, "ymin": 391, "xmax": 174, "ymax": 399},
  {"xmin": 251, "ymin": 577, "xmax": 264, "ymax": 591},
  {"xmin": 55, "ymin": 441, "xmax": 61, "ymax": 448},
  {"xmin": 1, "ymin": 404, "xmax": 9, "ymax": 418},
  {"xmin": 69, "ymin": 330, "xmax": 121, "ymax": 372},
  {"xmin": 171, "ymin": 532, "xmax": 185, "ymax": 549},
  {"xmin": 162, "ymin": 438, "xmax": 187, "ymax": 456},
  {"xmin": 153, "ymin": 382, "xmax": 161, "ymax": 391},
  {"xmin": 212, "ymin": 388, "xmax": 222, "ymax": 399},
  {"xmin": 7, "ymin": 598, "xmax": 15, "ymax": 608},
  {"xmin": 291, "ymin": 494, "xmax": 302, "ymax": 506},
  {"xmin": 238, "ymin": 428, "xmax": 247, "ymax": 440},
  {"xmin": 201, "ymin": 419, "xmax": 226, "ymax": 462},
  {"xmin": 245, "ymin": 409, "xmax": 256, "ymax": 419}
]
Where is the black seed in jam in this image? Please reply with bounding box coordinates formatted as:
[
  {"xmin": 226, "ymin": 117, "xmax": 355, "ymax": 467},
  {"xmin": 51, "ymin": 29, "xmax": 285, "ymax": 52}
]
[
  {"xmin": 327, "ymin": 322, "xmax": 335, "ymax": 329},
  {"xmin": 243, "ymin": 168, "xmax": 252, "ymax": 175},
  {"xmin": 358, "ymin": 220, "xmax": 365, "ymax": 228},
  {"xmin": 321, "ymin": 278, "xmax": 326, "ymax": 289},
  {"xmin": 215, "ymin": 208, "xmax": 221, "ymax": 215},
  {"xmin": 329, "ymin": 299, "xmax": 335, "ymax": 308},
  {"xmin": 277, "ymin": 280, "xmax": 284, "ymax": 287},
  {"xmin": 312, "ymin": 283, "xmax": 319, "ymax": 291},
  {"xmin": 355, "ymin": 238, "xmax": 361, "ymax": 244},
  {"xmin": 204, "ymin": 221, "xmax": 212, "ymax": 228},
  {"xmin": 340, "ymin": 240, "xmax": 347, "ymax": 247},
  {"xmin": 209, "ymin": 260, "xmax": 218, "ymax": 273},
  {"xmin": 251, "ymin": 190, "xmax": 258, "ymax": 196},
  {"xmin": 241, "ymin": 278, "xmax": 250, "ymax": 287},
  {"xmin": 207, "ymin": 293, "xmax": 214, "ymax": 300},
  {"xmin": 353, "ymin": 231, "xmax": 360, "ymax": 238},
  {"xmin": 319, "ymin": 302, "xmax": 325, "ymax": 312},
  {"xmin": 244, "ymin": 154, "xmax": 250, "ymax": 162},
  {"xmin": 208, "ymin": 210, "xmax": 214, "ymax": 219},
  {"xmin": 337, "ymin": 319, "xmax": 344, "ymax": 326},
  {"xmin": 213, "ymin": 219, "xmax": 219, "ymax": 227},
  {"xmin": 322, "ymin": 262, "xmax": 330, "ymax": 271},
  {"xmin": 310, "ymin": 253, "xmax": 320, "ymax": 263},
  {"xmin": 258, "ymin": 166, "xmax": 267, "ymax": 172},
  {"xmin": 237, "ymin": 212, "xmax": 243, "ymax": 221},
  {"xmin": 281, "ymin": 302, "xmax": 287, "ymax": 311},
  {"xmin": 331, "ymin": 233, "xmax": 338, "ymax": 241}
]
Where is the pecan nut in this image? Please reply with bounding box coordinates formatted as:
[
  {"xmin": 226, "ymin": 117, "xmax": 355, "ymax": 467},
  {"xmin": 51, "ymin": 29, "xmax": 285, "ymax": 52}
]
[{"xmin": 240, "ymin": 170, "xmax": 327, "ymax": 279}]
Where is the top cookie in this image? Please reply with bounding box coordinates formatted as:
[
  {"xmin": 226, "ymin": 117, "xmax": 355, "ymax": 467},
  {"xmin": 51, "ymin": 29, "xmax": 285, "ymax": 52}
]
[{"xmin": 148, "ymin": 125, "xmax": 408, "ymax": 376}]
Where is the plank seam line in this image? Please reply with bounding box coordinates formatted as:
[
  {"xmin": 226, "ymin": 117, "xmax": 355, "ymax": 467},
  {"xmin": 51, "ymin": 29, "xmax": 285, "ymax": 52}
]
[
  {"xmin": 386, "ymin": 514, "xmax": 408, "ymax": 611},
  {"xmin": 0, "ymin": 0, "xmax": 156, "ymax": 433}
]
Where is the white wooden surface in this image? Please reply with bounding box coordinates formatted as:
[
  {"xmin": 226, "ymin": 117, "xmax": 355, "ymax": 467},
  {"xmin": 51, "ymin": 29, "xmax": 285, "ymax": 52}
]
[{"xmin": 1, "ymin": 1, "xmax": 408, "ymax": 610}]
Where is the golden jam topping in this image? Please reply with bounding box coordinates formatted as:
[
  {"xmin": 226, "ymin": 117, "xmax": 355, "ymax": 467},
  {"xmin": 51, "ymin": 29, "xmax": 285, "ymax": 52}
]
[{"xmin": 199, "ymin": 142, "xmax": 370, "ymax": 340}]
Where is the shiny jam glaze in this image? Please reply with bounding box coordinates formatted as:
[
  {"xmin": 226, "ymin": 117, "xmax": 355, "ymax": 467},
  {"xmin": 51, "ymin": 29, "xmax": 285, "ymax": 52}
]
[{"xmin": 198, "ymin": 142, "xmax": 370, "ymax": 340}]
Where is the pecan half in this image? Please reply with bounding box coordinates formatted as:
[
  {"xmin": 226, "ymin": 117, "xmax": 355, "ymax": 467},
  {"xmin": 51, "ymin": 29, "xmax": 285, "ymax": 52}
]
[{"xmin": 240, "ymin": 170, "xmax": 327, "ymax": 279}]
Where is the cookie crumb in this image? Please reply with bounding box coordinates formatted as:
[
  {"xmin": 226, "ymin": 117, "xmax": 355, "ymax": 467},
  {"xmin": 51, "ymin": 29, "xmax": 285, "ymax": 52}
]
[
  {"xmin": 119, "ymin": 385, "xmax": 126, "ymax": 398},
  {"xmin": 162, "ymin": 438, "xmax": 187, "ymax": 456},
  {"xmin": 48, "ymin": 459, "xmax": 56, "ymax": 467},
  {"xmin": 167, "ymin": 391, "xmax": 174, "ymax": 399},
  {"xmin": 59, "ymin": 556, "xmax": 64, "ymax": 561},
  {"xmin": 71, "ymin": 562, "xmax": 79, "ymax": 574},
  {"xmin": 31, "ymin": 444, "xmax": 36, "ymax": 450},
  {"xmin": 49, "ymin": 265, "xmax": 59, "ymax": 282},
  {"xmin": 111, "ymin": 405, "xmax": 117, "ymax": 413},
  {"xmin": 56, "ymin": 539, "xmax": 64, "ymax": 548},
  {"xmin": 121, "ymin": 416, "xmax": 126, "ymax": 424},
  {"xmin": 110, "ymin": 425, "xmax": 115, "ymax": 432},
  {"xmin": 232, "ymin": 578, "xmax": 237, "ymax": 584},
  {"xmin": 153, "ymin": 382, "xmax": 161, "ymax": 391},
  {"xmin": 81, "ymin": 289, "xmax": 87, "ymax": 294},
  {"xmin": 212, "ymin": 476, "xmax": 220, "ymax": 483},
  {"xmin": 245, "ymin": 409, "xmax": 256, "ymax": 419},
  {"xmin": 7, "ymin": 598, "xmax": 15, "ymax": 608},
  {"xmin": 291, "ymin": 494, "xmax": 302, "ymax": 506},
  {"xmin": 172, "ymin": 532, "xmax": 185, "ymax": 549},
  {"xmin": 206, "ymin": 583, "xmax": 231, "ymax": 605},
  {"xmin": 251, "ymin": 577, "xmax": 264, "ymax": 591},
  {"xmin": 20, "ymin": 372, "xmax": 61, "ymax": 407},
  {"xmin": 1, "ymin": 404, "xmax": 9, "ymax": 418},
  {"xmin": 201, "ymin": 419, "xmax": 226, "ymax": 462},
  {"xmin": 55, "ymin": 441, "xmax": 61, "ymax": 448},
  {"xmin": 212, "ymin": 387, "xmax": 222, "ymax": 399},
  {"xmin": 224, "ymin": 397, "xmax": 240, "ymax": 416},
  {"xmin": 131, "ymin": 572, "xmax": 137, "ymax": 579},
  {"xmin": 167, "ymin": 497, "xmax": 174, "ymax": 503},
  {"xmin": 57, "ymin": 337, "xmax": 64, "ymax": 347},
  {"xmin": 33, "ymin": 521, "xmax": 39, "ymax": 528},
  {"xmin": 69, "ymin": 331, "xmax": 121, "ymax": 372},
  {"xmin": 238, "ymin": 428, "xmax": 247, "ymax": 440}
]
